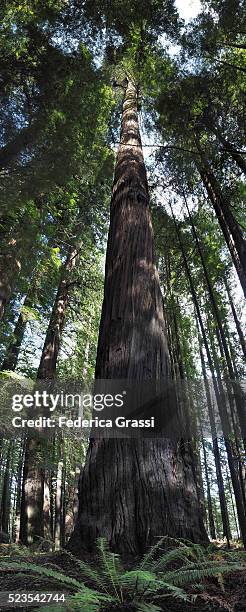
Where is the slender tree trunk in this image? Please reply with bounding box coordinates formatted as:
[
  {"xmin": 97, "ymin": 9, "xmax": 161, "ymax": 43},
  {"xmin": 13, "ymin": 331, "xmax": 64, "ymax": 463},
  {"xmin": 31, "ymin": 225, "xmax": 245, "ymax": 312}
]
[
  {"xmin": 1, "ymin": 293, "xmax": 32, "ymax": 371},
  {"xmin": 37, "ymin": 244, "xmax": 80, "ymax": 379},
  {"xmin": 0, "ymin": 239, "xmax": 21, "ymax": 320},
  {"xmin": 224, "ymin": 279, "xmax": 246, "ymax": 361},
  {"xmin": 204, "ymin": 121, "xmax": 246, "ymax": 176},
  {"xmin": 61, "ymin": 462, "xmax": 66, "ymax": 548},
  {"xmin": 226, "ymin": 466, "xmax": 240, "ymax": 541},
  {"xmin": 184, "ymin": 196, "xmax": 246, "ymax": 433},
  {"xmin": 43, "ymin": 471, "xmax": 51, "ymax": 544},
  {"xmin": 201, "ymin": 436, "xmax": 216, "ymax": 539},
  {"xmin": 206, "ymin": 320, "xmax": 246, "ymax": 547},
  {"xmin": 70, "ymin": 80, "xmax": 207, "ymax": 555},
  {"xmin": 0, "ymin": 441, "xmax": 12, "ymax": 535},
  {"xmin": 14, "ymin": 438, "xmax": 26, "ymax": 543},
  {"xmin": 65, "ymin": 468, "xmax": 80, "ymax": 542},
  {"xmin": 197, "ymin": 334, "xmax": 231, "ymax": 543},
  {"xmin": 0, "ymin": 121, "xmax": 40, "ymax": 170},
  {"xmin": 195, "ymin": 141, "xmax": 246, "ymax": 298},
  {"xmin": 20, "ymin": 243, "xmax": 80, "ymax": 545},
  {"xmin": 54, "ymin": 461, "xmax": 63, "ymax": 551},
  {"xmin": 162, "ymin": 256, "xmax": 176, "ymax": 377},
  {"xmin": 171, "ymin": 210, "xmax": 236, "ymax": 545}
]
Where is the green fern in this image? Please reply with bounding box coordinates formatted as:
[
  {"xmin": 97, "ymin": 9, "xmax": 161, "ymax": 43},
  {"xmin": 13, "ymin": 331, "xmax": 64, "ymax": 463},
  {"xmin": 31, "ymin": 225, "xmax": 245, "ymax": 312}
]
[
  {"xmin": 68, "ymin": 590, "xmax": 115, "ymax": 611},
  {"xmin": 162, "ymin": 561, "xmax": 245, "ymax": 587},
  {"xmin": 62, "ymin": 547, "xmax": 107, "ymax": 593},
  {"xmin": 0, "ymin": 561, "xmax": 85, "ymax": 590},
  {"xmin": 97, "ymin": 537, "xmax": 123, "ymax": 602},
  {"xmin": 2, "ymin": 537, "xmax": 246, "ymax": 611}
]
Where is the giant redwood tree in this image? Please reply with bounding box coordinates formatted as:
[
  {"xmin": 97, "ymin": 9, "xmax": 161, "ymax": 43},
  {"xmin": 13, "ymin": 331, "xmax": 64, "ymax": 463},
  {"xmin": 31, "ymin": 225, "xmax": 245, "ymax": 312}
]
[{"xmin": 70, "ymin": 79, "xmax": 207, "ymax": 554}]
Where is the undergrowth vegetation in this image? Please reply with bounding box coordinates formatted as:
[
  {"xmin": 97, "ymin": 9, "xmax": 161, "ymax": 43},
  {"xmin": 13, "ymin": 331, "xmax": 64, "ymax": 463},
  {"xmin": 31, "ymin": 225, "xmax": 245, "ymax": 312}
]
[{"xmin": 1, "ymin": 537, "xmax": 246, "ymax": 610}]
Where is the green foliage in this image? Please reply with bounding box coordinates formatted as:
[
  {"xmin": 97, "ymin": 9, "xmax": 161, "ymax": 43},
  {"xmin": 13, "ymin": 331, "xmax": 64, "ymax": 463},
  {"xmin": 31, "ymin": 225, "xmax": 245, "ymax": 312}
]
[{"xmin": 1, "ymin": 538, "xmax": 246, "ymax": 610}]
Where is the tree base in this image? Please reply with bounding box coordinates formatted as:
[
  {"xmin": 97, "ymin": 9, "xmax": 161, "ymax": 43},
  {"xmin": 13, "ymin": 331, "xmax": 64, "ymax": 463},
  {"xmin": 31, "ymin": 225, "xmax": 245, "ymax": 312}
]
[{"xmin": 69, "ymin": 438, "xmax": 208, "ymax": 555}]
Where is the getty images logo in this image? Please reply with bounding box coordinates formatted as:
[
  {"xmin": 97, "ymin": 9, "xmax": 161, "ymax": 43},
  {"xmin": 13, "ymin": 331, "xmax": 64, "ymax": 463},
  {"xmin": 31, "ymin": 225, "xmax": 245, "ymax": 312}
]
[{"xmin": 11, "ymin": 390, "xmax": 127, "ymax": 413}]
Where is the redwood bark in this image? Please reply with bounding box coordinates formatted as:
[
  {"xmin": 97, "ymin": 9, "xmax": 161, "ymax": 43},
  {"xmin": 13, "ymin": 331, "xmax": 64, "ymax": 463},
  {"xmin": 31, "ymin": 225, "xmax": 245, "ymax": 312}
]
[
  {"xmin": 71, "ymin": 80, "xmax": 207, "ymax": 555},
  {"xmin": 37, "ymin": 244, "xmax": 80, "ymax": 379}
]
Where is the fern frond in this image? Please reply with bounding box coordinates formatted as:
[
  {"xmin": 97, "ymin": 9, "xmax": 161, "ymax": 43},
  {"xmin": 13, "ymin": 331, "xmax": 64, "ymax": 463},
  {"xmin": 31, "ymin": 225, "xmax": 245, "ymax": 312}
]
[
  {"xmin": 139, "ymin": 536, "xmax": 198, "ymax": 570},
  {"xmin": 151, "ymin": 581, "xmax": 190, "ymax": 601},
  {"xmin": 150, "ymin": 546, "xmax": 195, "ymax": 571},
  {"xmin": 121, "ymin": 571, "xmax": 189, "ymax": 601},
  {"xmin": 163, "ymin": 561, "xmax": 246, "ymax": 587},
  {"xmin": 67, "ymin": 589, "xmax": 115, "ymax": 611},
  {"xmin": 139, "ymin": 536, "xmax": 175, "ymax": 569},
  {"xmin": 61, "ymin": 548, "xmax": 106, "ymax": 592},
  {"xmin": 188, "ymin": 543, "xmax": 206, "ymax": 562},
  {"xmin": 97, "ymin": 538, "xmax": 123, "ymax": 601},
  {"xmin": 0, "ymin": 561, "xmax": 84, "ymax": 591},
  {"xmin": 121, "ymin": 570, "xmax": 157, "ymax": 587}
]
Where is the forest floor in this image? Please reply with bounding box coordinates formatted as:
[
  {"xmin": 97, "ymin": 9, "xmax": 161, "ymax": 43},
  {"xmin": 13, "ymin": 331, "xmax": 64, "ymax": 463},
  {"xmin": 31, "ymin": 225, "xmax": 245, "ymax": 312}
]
[{"xmin": 0, "ymin": 546, "xmax": 246, "ymax": 611}]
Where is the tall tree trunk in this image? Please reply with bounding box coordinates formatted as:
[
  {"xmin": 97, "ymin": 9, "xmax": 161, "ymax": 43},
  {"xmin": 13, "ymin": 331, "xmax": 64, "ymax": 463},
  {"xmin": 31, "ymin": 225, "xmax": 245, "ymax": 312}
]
[
  {"xmin": 206, "ymin": 319, "xmax": 246, "ymax": 547},
  {"xmin": 0, "ymin": 441, "xmax": 13, "ymax": 535},
  {"xmin": 197, "ymin": 332, "xmax": 231, "ymax": 543},
  {"xmin": 54, "ymin": 461, "xmax": 63, "ymax": 551},
  {"xmin": 171, "ymin": 209, "xmax": 234, "ymax": 545},
  {"xmin": 43, "ymin": 471, "xmax": 51, "ymax": 543},
  {"xmin": 1, "ymin": 293, "xmax": 32, "ymax": 371},
  {"xmin": 0, "ymin": 121, "xmax": 40, "ymax": 171},
  {"xmin": 20, "ymin": 243, "xmax": 80, "ymax": 545},
  {"xmin": 184, "ymin": 195, "xmax": 246, "ymax": 433},
  {"xmin": 61, "ymin": 461, "xmax": 66, "ymax": 548},
  {"xmin": 179, "ymin": 219, "xmax": 246, "ymax": 546},
  {"xmin": 201, "ymin": 436, "xmax": 216, "ymax": 539},
  {"xmin": 162, "ymin": 256, "xmax": 176, "ymax": 377},
  {"xmin": 37, "ymin": 243, "xmax": 80, "ymax": 379},
  {"xmin": 70, "ymin": 80, "xmax": 207, "ymax": 555},
  {"xmin": 195, "ymin": 140, "xmax": 246, "ymax": 298},
  {"xmin": 65, "ymin": 467, "xmax": 80, "ymax": 542},
  {"xmin": 226, "ymin": 467, "xmax": 240, "ymax": 541},
  {"xmin": 14, "ymin": 438, "xmax": 26, "ymax": 543},
  {"xmin": 0, "ymin": 239, "xmax": 21, "ymax": 320},
  {"xmin": 204, "ymin": 120, "xmax": 246, "ymax": 176},
  {"xmin": 224, "ymin": 279, "xmax": 246, "ymax": 361}
]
